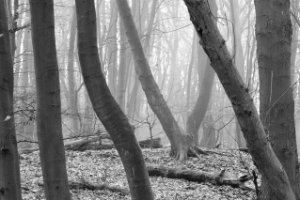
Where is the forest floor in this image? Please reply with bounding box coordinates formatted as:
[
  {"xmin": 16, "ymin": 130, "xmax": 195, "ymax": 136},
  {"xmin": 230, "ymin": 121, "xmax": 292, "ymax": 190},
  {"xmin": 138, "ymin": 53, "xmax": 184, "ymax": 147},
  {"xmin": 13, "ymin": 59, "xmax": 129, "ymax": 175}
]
[{"xmin": 20, "ymin": 147, "xmax": 257, "ymax": 200}]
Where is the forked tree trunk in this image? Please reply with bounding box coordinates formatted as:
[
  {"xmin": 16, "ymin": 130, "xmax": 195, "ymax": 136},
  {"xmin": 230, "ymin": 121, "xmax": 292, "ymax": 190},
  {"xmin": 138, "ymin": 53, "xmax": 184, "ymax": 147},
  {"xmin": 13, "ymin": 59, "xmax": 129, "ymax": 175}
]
[
  {"xmin": 0, "ymin": 2, "xmax": 22, "ymax": 200},
  {"xmin": 29, "ymin": 1, "xmax": 71, "ymax": 199},
  {"xmin": 184, "ymin": 1, "xmax": 296, "ymax": 199},
  {"xmin": 116, "ymin": 0, "xmax": 189, "ymax": 161},
  {"xmin": 254, "ymin": 0, "xmax": 300, "ymax": 199},
  {"xmin": 74, "ymin": 1, "xmax": 154, "ymax": 199}
]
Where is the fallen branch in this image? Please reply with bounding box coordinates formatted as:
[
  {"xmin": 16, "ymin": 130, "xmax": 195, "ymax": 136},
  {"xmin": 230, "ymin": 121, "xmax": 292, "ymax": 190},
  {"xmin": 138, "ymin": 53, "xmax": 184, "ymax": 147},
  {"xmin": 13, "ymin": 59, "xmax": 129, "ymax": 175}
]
[
  {"xmin": 20, "ymin": 135, "xmax": 163, "ymax": 154},
  {"xmin": 147, "ymin": 166, "xmax": 254, "ymax": 190},
  {"xmin": 139, "ymin": 137, "xmax": 162, "ymax": 148},
  {"xmin": 68, "ymin": 181, "xmax": 129, "ymax": 195},
  {"xmin": 38, "ymin": 180, "xmax": 129, "ymax": 195}
]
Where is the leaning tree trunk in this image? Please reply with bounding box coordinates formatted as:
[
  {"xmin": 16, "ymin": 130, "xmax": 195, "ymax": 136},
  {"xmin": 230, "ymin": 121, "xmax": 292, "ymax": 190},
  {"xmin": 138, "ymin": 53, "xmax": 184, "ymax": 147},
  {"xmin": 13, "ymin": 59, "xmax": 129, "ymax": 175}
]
[
  {"xmin": 116, "ymin": 0, "xmax": 189, "ymax": 161},
  {"xmin": 186, "ymin": 0, "xmax": 216, "ymax": 147},
  {"xmin": 29, "ymin": 1, "xmax": 71, "ymax": 199},
  {"xmin": 254, "ymin": 0, "xmax": 300, "ymax": 199},
  {"xmin": 0, "ymin": 2, "xmax": 22, "ymax": 200},
  {"xmin": 183, "ymin": 1, "xmax": 296, "ymax": 199},
  {"xmin": 74, "ymin": 0, "xmax": 154, "ymax": 199}
]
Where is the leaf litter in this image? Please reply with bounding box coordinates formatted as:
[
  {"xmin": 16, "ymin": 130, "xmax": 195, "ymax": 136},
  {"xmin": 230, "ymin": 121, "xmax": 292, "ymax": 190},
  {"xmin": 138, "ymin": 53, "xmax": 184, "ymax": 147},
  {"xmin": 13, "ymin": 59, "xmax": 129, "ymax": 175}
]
[{"xmin": 20, "ymin": 147, "xmax": 256, "ymax": 200}]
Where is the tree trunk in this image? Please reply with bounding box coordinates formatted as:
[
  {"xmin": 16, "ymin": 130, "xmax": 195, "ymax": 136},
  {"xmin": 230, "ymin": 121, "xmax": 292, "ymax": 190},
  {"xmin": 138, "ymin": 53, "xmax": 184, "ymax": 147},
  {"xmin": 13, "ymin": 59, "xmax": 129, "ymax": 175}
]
[
  {"xmin": 185, "ymin": 31, "xmax": 197, "ymax": 113},
  {"xmin": 229, "ymin": 0, "xmax": 247, "ymax": 149},
  {"xmin": 67, "ymin": 8, "xmax": 79, "ymax": 134},
  {"xmin": 199, "ymin": 115, "xmax": 217, "ymax": 148},
  {"xmin": 29, "ymin": 1, "xmax": 71, "ymax": 199},
  {"xmin": 116, "ymin": 0, "xmax": 189, "ymax": 161},
  {"xmin": 186, "ymin": 48, "xmax": 215, "ymax": 146},
  {"xmin": 74, "ymin": 0, "xmax": 154, "ymax": 199},
  {"xmin": 0, "ymin": 2, "xmax": 22, "ymax": 199},
  {"xmin": 183, "ymin": 1, "xmax": 296, "ymax": 199},
  {"xmin": 116, "ymin": 22, "xmax": 128, "ymax": 111},
  {"xmin": 106, "ymin": 0, "xmax": 118, "ymax": 96},
  {"xmin": 254, "ymin": 0, "xmax": 300, "ymax": 199},
  {"xmin": 186, "ymin": 0, "xmax": 216, "ymax": 147}
]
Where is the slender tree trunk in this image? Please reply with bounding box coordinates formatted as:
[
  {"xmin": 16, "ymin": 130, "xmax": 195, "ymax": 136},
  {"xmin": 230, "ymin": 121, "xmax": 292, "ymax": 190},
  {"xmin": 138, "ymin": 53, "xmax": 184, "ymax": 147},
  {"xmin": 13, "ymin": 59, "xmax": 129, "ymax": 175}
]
[
  {"xmin": 29, "ymin": 1, "xmax": 71, "ymax": 199},
  {"xmin": 229, "ymin": 0, "xmax": 247, "ymax": 149},
  {"xmin": 186, "ymin": 0, "xmax": 216, "ymax": 146},
  {"xmin": 116, "ymin": 0, "xmax": 189, "ymax": 160},
  {"xmin": 74, "ymin": 1, "xmax": 154, "ymax": 199},
  {"xmin": 186, "ymin": 32, "xmax": 197, "ymax": 112},
  {"xmin": 0, "ymin": 2, "xmax": 22, "ymax": 199},
  {"xmin": 106, "ymin": 1, "xmax": 118, "ymax": 96},
  {"xmin": 186, "ymin": 54, "xmax": 215, "ymax": 146},
  {"xmin": 254, "ymin": 0, "xmax": 300, "ymax": 199},
  {"xmin": 184, "ymin": 1, "xmax": 296, "ymax": 199},
  {"xmin": 117, "ymin": 22, "xmax": 129, "ymax": 111},
  {"xmin": 67, "ymin": 8, "xmax": 79, "ymax": 134},
  {"xmin": 199, "ymin": 115, "xmax": 217, "ymax": 148}
]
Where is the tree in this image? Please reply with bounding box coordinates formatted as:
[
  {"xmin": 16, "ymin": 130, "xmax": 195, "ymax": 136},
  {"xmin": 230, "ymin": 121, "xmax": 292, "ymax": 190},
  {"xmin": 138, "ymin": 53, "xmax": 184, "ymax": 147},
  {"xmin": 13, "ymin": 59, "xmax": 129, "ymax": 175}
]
[
  {"xmin": 0, "ymin": 1, "xmax": 22, "ymax": 199},
  {"xmin": 229, "ymin": 0, "xmax": 247, "ymax": 148},
  {"xmin": 67, "ymin": 7, "xmax": 79, "ymax": 135},
  {"xmin": 254, "ymin": 0, "xmax": 300, "ymax": 199},
  {"xmin": 183, "ymin": 0, "xmax": 296, "ymax": 199},
  {"xmin": 29, "ymin": 0, "xmax": 71, "ymax": 199},
  {"xmin": 116, "ymin": 0, "xmax": 190, "ymax": 161},
  {"xmin": 74, "ymin": 0, "xmax": 154, "ymax": 199},
  {"xmin": 186, "ymin": 50, "xmax": 215, "ymax": 146},
  {"xmin": 186, "ymin": 0, "xmax": 216, "ymax": 146}
]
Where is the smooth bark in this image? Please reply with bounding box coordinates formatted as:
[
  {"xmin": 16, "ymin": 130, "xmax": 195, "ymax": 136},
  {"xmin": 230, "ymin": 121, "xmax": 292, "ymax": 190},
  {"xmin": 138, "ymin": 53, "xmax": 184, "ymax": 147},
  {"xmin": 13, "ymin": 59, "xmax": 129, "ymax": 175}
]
[
  {"xmin": 29, "ymin": 0, "xmax": 71, "ymax": 199},
  {"xmin": 67, "ymin": 8, "xmax": 79, "ymax": 134},
  {"xmin": 116, "ymin": 0, "xmax": 189, "ymax": 160},
  {"xmin": 186, "ymin": 46, "xmax": 215, "ymax": 146},
  {"xmin": 106, "ymin": 0, "xmax": 118, "ymax": 96},
  {"xmin": 75, "ymin": 0, "xmax": 154, "ymax": 199},
  {"xmin": 0, "ymin": 2, "xmax": 22, "ymax": 199}
]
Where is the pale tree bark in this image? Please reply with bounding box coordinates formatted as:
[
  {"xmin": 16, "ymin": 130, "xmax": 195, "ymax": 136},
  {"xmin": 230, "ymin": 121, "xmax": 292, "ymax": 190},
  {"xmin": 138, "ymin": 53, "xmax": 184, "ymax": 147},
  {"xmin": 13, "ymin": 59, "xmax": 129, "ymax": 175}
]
[
  {"xmin": 29, "ymin": 0, "xmax": 71, "ymax": 199},
  {"xmin": 185, "ymin": 32, "xmax": 197, "ymax": 112},
  {"xmin": 186, "ymin": 0, "xmax": 216, "ymax": 146},
  {"xmin": 126, "ymin": 0, "xmax": 154, "ymax": 118},
  {"xmin": 199, "ymin": 115, "xmax": 217, "ymax": 148},
  {"xmin": 167, "ymin": 1, "xmax": 180, "ymax": 99},
  {"xmin": 0, "ymin": 2, "xmax": 22, "ymax": 199},
  {"xmin": 254, "ymin": 0, "xmax": 300, "ymax": 199},
  {"xmin": 187, "ymin": 53, "xmax": 215, "ymax": 146},
  {"xmin": 229, "ymin": 0, "xmax": 247, "ymax": 149},
  {"xmin": 67, "ymin": 8, "xmax": 79, "ymax": 134},
  {"xmin": 116, "ymin": 0, "xmax": 190, "ymax": 160},
  {"xmin": 19, "ymin": 27, "xmax": 35, "ymax": 147},
  {"xmin": 184, "ymin": 0, "xmax": 296, "ymax": 199},
  {"xmin": 126, "ymin": 0, "xmax": 142, "ymax": 119},
  {"xmin": 13, "ymin": 0, "xmax": 26, "ymax": 87},
  {"xmin": 75, "ymin": 0, "xmax": 154, "ymax": 199},
  {"xmin": 81, "ymin": 95, "xmax": 94, "ymax": 136},
  {"xmin": 117, "ymin": 22, "xmax": 129, "ymax": 112},
  {"xmin": 106, "ymin": 0, "xmax": 118, "ymax": 96}
]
